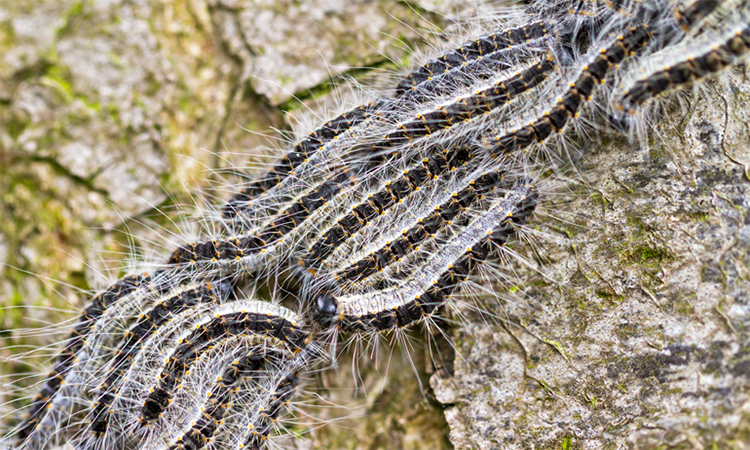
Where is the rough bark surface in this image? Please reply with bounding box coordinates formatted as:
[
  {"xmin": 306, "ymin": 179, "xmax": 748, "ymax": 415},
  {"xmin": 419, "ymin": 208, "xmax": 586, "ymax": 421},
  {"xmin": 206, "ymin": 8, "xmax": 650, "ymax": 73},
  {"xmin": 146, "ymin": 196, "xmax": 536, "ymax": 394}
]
[{"xmin": 0, "ymin": 1, "xmax": 748, "ymax": 449}]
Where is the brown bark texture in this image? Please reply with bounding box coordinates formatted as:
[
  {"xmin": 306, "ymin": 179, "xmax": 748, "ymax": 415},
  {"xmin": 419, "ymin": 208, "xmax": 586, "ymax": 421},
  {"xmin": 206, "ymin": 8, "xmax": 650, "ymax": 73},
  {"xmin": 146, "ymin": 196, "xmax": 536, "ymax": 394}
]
[{"xmin": 0, "ymin": 0, "xmax": 748, "ymax": 449}]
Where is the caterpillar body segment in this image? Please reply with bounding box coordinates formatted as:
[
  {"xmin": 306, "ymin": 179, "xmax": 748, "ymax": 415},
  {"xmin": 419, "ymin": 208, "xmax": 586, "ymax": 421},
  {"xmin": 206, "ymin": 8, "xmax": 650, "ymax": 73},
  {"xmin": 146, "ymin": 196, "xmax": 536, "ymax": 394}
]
[
  {"xmin": 222, "ymin": 99, "xmax": 390, "ymax": 222},
  {"xmin": 13, "ymin": 271, "xmax": 182, "ymax": 449},
  {"xmin": 311, "ymin": 178, "xmax": 539, "ymax": 333},
  {"xmin": 396, "ymin": 19, "xmax": 557, "ymax": 98},
  {"xmin": 395, "ymin": 20, "xmax": 555, "ymax": 96},
  {"xmin": 200, "ymin": 348, "xmax": 314, "ymax": 450},
  {"xmin": 612, "ymin": 16, "xmax": 750, "ymax": 128},
  {"xmin": 167, "ymin": 169, "xmax": 375, "ymax": 282},
  {"xmin": 87, "ymin": 281, "xmax": 231, "ymax": 438},
  {"xmin": 15, "ymin": 274, "xmax": 147, "ymax": 439}
]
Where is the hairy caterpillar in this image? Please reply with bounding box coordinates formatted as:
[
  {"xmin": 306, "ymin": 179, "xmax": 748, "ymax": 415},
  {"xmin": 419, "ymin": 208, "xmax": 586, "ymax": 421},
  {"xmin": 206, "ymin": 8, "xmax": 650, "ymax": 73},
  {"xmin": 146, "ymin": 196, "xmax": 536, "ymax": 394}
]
[
  {"xmin": 396, "ymin": 19, "xmax": 557, "ymax": 94},
  {"xmin": 88, "ymin": 281, "xmax": 228, "ymax": 437},
  {"xmin": 612, "ymin": 14, "xmax": 750, "ymax": 126},
  {"xmin": 310, "ymin": 178, "xmax": 539, "ymax": 333},
  {"xmin": 2, "ymin": 0, "xmax": 750, "ymax": 449}
]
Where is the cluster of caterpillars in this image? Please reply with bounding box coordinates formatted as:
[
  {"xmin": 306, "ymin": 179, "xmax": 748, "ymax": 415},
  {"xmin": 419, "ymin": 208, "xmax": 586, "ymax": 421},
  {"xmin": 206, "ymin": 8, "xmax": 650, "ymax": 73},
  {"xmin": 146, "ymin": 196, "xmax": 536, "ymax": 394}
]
[{"xmin": 3, "ymin": 0, "xmax": 750, "ymax": 449}]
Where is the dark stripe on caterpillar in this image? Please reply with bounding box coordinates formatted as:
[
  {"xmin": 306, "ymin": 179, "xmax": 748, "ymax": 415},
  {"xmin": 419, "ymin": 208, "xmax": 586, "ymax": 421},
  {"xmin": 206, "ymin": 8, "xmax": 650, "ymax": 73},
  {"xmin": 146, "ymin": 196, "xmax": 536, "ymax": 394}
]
[
  {"xmin": 302, "ymin": 143, "xmax": 478, "ymax": 272},
  {"xmin": 222, "ymin": 99, "xmax": 388, "ymax": 222},
  {"xmin": 138, "ymin": 310, "xmax": 309, "ymax": 425},
  {"xmin": 15, "ymin": 273, "xmax": 160, "ymax": 443},
  {"xmin": 400, "ymin": 40, "xmax": 554, "ymax": 105},
  {"xmin": 395, "ymin": 20, "xmax": 555, "ymax": 97},
  {"xmin": 167, "ymin": 352, "xmax": 271, "ymax": 450},
  {"xmin": 311, "ymin": 178, "xmax": 538, "ymax": 333},
  {"xmin": 673, "ymin": 0, "xmax": 721, "ymax": 30},
  {"xmin": 337, "ymin": 169, "xmax": 506, "ymax": 285},
  {"xmin": 168, "ymin": 171, "xmax": 353, "ymax": 266},
  {"xmin": 381, "ymin": 54, "xmax": 557, "ymax": 150},
  {"xmin": 491, "ymin": 23, "xmax": 651, "ymax": 157},
  {"xmin": 87, "ymin": 281, "xmax": 229, "ymax": 437},
  {"xmin": 237, "ymin": 370, "xmax": 299, "ymax": 450},
  {"xmin": 616, "ymin": 21, "xmax": 750, "ymax": 117}
]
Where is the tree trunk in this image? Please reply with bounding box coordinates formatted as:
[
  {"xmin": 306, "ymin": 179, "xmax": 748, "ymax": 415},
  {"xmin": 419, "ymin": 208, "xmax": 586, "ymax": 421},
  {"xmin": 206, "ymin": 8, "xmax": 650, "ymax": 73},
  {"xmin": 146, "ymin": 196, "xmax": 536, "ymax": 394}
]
[{"xmin": 0, "ymin": 0, "xmax": 748, "ymax": 448}]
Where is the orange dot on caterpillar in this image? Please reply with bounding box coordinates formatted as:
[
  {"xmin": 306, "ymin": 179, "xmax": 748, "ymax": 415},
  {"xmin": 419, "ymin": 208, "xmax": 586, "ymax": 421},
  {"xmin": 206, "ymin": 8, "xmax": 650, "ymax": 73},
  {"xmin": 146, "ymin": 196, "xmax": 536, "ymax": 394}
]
[{"xmin": 311, "ymin": 178, "xmax": 538, "ymax": 333}]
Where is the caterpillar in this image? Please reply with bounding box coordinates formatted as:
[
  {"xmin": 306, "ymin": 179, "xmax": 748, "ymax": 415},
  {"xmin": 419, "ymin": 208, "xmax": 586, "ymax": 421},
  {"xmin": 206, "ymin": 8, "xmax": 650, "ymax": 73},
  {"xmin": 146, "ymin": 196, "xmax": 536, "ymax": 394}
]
[
  {"xmin": 612, "ymin": 14, "xmax": 750, "ymax": 128},
  {"xmin": 310, "ymin": 178, "xmax": 539, "ymax": 333},
  {"xmin": 395, "ymin": 19, "xmax": 556, "ymax": 97},
  {"xmin": 88, "ymin": 281, "xmax": 229, "ymax": 438},
  {"xmin": 1, "ymin": 0, "xmax": 749, "ymax": 449}
]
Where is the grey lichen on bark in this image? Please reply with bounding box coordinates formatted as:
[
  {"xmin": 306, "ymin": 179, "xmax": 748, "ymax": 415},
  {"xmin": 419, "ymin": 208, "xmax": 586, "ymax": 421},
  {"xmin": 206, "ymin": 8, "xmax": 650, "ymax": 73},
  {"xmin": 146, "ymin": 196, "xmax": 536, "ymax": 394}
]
[
  {"xmin": 432, "ymin": 69, "xmax": 750, "ymax": 448},
  {"xmin": 0, "ymin": 0, "xmax": 748, "ymax": 449},
  {"xmin": 202, "ymin": 7, "xmax": 750, "ymax": 445}
]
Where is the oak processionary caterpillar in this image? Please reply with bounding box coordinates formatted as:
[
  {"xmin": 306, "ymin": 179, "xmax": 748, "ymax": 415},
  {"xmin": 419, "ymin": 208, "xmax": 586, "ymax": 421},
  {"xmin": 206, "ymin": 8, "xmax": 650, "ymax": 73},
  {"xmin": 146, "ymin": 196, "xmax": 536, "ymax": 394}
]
[{"xmin": 2, "ymin": 0, "xmax": 750, "ymax": 449}]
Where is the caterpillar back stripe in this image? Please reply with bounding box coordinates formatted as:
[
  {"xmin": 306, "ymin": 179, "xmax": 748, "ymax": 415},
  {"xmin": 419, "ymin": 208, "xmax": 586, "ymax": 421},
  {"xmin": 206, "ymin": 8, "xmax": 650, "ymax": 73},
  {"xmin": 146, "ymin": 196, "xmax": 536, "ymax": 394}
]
[
  {"xmin": 614, "ymin": 18, "xmax": 750, "ymax": 124},
  {"xmin": 335, "ymin": 169, "xmax": 506, "ymax": 286},
  {"xmin": 138, "ymin": 308, "xmax": 310, "ymax": 426},
  {"xmin": 222, "ymin": 99, "xmax": 389, "ymax": 222},
  {"xmin": 311, "ymin": 178, "xmax": 538, "ymax": 333},
  {"xmin": 395, "ymin": 20, "xmax": 556, "ymax": 97},
  {"xmin": 88, "ymin": 281, "xmax": 230, "ymax": 438}
]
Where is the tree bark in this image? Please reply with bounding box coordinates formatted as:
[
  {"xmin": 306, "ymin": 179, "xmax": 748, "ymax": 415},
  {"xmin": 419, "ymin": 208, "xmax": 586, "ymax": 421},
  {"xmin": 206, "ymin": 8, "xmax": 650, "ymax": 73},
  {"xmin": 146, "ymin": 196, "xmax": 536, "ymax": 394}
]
[{"xmin": 0, "ymin": 1, "xmax": 748, "ymax": 449}]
